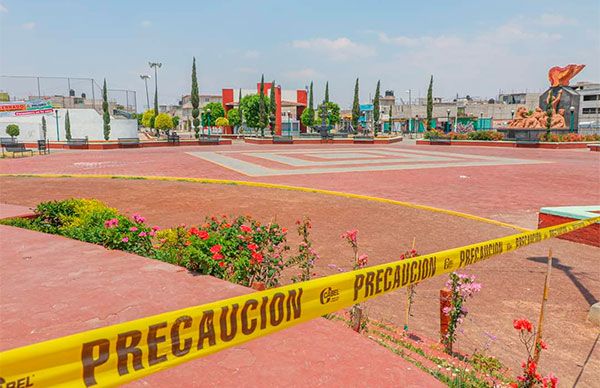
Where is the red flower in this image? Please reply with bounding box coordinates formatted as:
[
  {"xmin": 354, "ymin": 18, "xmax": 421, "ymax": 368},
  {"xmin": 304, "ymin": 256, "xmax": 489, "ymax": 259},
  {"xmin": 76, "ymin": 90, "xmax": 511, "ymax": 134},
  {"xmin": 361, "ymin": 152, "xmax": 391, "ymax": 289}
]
[
  {"xmin": 212, "ymin": 252, "xmax": 224, "ymax": 261},
  {"xmin": 513, "ymin": 318, "xmax": 533, "ymax": 332},
  {"xmin": 247, "ymin": 243, "xmax": 258, "ymax": 252},
  {"xmin": 210, "ymin": 244, "xmax": 222, "ymax": 254},
  {"xmin": 282, "ymin": 227, "xmax": 288, "ymax": 233},
  {"xmin": 240, "ymin": 225, "xmax": 252, "ymax": 233},
  {"xmin": 189, "ymin": 227, "xmax": 209, "ymax": 240},
  {"xmin": 251, "ymin": 251, "xmax": 263, "ymax": 264},
  {"xmin": 539, "ymin": 340, "xmax": 548, "ymax": 350},
  {"xmin": 218, "ymin": 261, "xmax": 226, "ymax": 268}
]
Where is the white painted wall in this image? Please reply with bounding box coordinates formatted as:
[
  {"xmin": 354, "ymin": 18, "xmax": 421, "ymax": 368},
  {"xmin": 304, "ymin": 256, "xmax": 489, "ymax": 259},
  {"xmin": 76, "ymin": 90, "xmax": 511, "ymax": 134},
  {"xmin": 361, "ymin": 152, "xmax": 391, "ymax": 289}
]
[{"xmin": 0, "ymin": 109, "xmax": 138, "ymax": 141}]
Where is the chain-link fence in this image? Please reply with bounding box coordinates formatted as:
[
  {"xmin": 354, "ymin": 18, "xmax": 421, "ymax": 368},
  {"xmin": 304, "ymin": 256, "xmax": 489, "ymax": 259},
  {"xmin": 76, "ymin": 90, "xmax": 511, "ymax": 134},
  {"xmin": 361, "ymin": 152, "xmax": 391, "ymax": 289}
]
[{"xmin": 0, "ymin": 75, "xmax": 136, "ymax": 112}]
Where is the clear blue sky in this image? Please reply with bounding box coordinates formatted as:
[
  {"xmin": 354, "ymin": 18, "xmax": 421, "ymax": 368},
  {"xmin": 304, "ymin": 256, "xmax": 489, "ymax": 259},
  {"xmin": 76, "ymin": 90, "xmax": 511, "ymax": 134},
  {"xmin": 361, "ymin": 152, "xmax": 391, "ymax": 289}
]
[{"xmin": 1, "ymin": 0, "xmax": 598, "ymax": 109}]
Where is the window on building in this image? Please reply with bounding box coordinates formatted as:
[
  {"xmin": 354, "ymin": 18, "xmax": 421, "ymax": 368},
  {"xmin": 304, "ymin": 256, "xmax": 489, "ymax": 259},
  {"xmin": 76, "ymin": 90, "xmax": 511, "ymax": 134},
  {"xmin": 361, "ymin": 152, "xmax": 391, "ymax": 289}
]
[
  {"xmin": 583, "ymin": 94, "xmax": 600, "ymax": 101},
  {"xmin": 582, "ymin": 107, "xmax": 599, "ymax": 114}
]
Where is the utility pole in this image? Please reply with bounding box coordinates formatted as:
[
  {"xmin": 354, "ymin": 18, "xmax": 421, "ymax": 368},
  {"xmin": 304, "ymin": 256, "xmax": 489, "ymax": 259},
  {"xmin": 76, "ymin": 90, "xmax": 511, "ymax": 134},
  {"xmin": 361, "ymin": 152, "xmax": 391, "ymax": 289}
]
[{"xmin": 140, "ymin": 74, "xmax": 151, "ymax": 110}]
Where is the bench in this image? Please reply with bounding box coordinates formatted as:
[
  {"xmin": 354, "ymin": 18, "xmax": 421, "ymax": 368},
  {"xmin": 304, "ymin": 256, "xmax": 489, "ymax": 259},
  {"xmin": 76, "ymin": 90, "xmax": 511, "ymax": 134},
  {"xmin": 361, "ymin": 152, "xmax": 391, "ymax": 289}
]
[
  {"xmin": 167, "ymin": 133, "xmax": 180, "ymax": 144},
  {"xmin": 0, "ymin": 137, "xmax": 16, "ymax": 156},
  {"xmin": 273, "ymin": 135, "xmax": 293, "ymax": 144},
  {"xmin": 299, "ymin": 133, "xmax": 321, "ymax": 138},
  {"xmin": 118, "ymin": 137, "xmax": 140, "ymax": 148},
  {"xmin": 37, "ymin": 140, "xmax": 50, "ymax": 155},
  {"xmin": 4, "ymin": 143, "xmax": 33, "ymax": 157},
  {"xmin": 67, "ymin": 138, "xmax": 88, "ymax": 148},
  {"xmin": 199, "ymin": 135, "xmax": 220, "ymax": 144}
]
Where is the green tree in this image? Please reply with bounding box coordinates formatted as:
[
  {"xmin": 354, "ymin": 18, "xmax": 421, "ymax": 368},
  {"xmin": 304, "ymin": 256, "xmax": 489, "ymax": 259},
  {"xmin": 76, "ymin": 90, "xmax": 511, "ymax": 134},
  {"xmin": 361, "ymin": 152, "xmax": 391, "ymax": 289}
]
[
  {"xmin": 154, "ymin": 113, "xmax": 174, "ymax": 134},
  {"xmin": 227, "ymin": 108, "xmax": 241, "ymax": 128},
  {"xmin": 5, "ymin": 123, "xmax": 19, "ymax": 139},
  {"xmin": 269, "ymin": 80, "xmax": 276, "ymax": 135},
  {"xmin": 352, "ymin": 78, "xmax": 360, "ymax": 129},
  {"xmin": 426, "ymin": 75, "xmax": 433, "ymax": 130},
  {"xmin": 240, "ymin": 94, "xmax": 270, "ymax": 130},
  {"xmin": 41, "ymin": 115, "xmax": 47, "ymax": 140},
  {"xmin": 324, "ymin": 81, "xmax": 329, "ymax": 103},
  {"xmin": 546, "ymin": 92, "xmax": 554, "ymax": 130},
  {"xmin": 172, "ymin": 115, "xmax": 180, "ymax": 128},
  {"xmin": 258, "ymin": 75, "xmax": 267, "ymax": 136},
  {"xmin": 65, "ymin": 110, "xmax": 72, "ymax": 141},
  {"xmin": 238, "ymin": 88, "xmax": 243, "ymax": 127},
  {"xmin": 141, "ymin": 109, "xmax": 155, "ymax": 128},
  {"xmin": 202, "ymin": 102, "xmax": 225, "ymax": 124},
  {"xmin": 191, "ymin": 57, "xmax": 200, "ymax": 138},
  {"xmin": 373, "ymin": 80, "xmax": 381, "ymax": 136},
  {"xmin": 316, "ymin": 101, "xmax": 341, "ymax": 126},
  {"xmin": 300, "ymin": 108, "xmax": 316, "ymax": 128},
  {"xmin": 301, "ymin": 81, "xmax": 315, "ymax": 128},
  {"xmin": 102, "ymin": 79, "xmax": 111, "ymax": 140},
  {"xmin": 388, "ymin": 105, "xmax": 393, "ymax": 133}
]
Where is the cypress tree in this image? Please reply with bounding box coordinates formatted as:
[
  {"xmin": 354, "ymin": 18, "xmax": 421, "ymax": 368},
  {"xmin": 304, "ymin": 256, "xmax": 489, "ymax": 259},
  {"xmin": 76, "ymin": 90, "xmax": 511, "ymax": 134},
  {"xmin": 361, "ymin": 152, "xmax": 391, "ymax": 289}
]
[
  {"xmin": 269, "ymin": 80, "xmax": 276, "ymax": 136},
  {"xmin": 191, "ymin": 57, "xmax": 200, "ymax": 138},
  {"xmin": 102, "ymin": 79, "xmax": 111, "ymax": 140},
  {"xmin": 65, "ymin": 110, "xmax": 72, "ymax": 141},
  {"xmin": 388, "ymin": 104, "xmax": 393, "ymax": 133},
  {"xmin": 373, "ymin": 80, "xmax": 381, "ymax": 136},
  {"xmin": 41, "ymin": 115, "xmax": 47, "ymax": 140},
  {"xmin": 308, "ymin": 81, "xmax": 314, "ymax": 113},
  {"xmin": 325, "ymin": 81, "xmax": 329, "ymax": 104},
  {"xmin": 258, "ymin": 74, "xmax": 266, "ymax": 137},
  {"xmin": 238, "ymin": 88, "xmax": 243, "ymax": 130},
  {"xmin": 352, "ymin": 78, "xmax": 360, "ymax": 129},
  {"xmin": 546, "ymin": 92, "xmax": 553, "ymax": 130},
  {"xmin": 426, "ymin": 75, "xmax": 433, "ymax": 130}
]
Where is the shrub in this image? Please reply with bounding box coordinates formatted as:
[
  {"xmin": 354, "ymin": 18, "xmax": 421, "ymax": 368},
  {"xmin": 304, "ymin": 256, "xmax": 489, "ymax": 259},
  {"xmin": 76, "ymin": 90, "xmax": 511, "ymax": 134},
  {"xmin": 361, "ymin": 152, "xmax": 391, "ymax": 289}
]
[
  {"xmin": 6, "ymin": 124, "xmax": 19, "ymax": 138},
  {"xmin": 538, "ymin": 133, "xmax": 600, "ymax": 142},
  {"xmin": 141, "ymin": 109, "xmax": 156, "ymax": 128},
  {"xmin": 154, "ymin": 113, "xmax": 174, "ymax": 134},
  {"xmin": 467, "ymin": 130, "xmax": 504, "ymax": 141},
  {"xmin": 215, "ymin": 117, "xmax": 229, "ymax": 127}
]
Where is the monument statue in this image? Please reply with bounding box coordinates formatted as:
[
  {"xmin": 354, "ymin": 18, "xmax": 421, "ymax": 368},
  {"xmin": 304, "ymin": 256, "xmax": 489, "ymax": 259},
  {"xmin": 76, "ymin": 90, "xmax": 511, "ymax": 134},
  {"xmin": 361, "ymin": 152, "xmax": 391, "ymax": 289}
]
[{"xmin": 506, "ymin": 64, "xmax": 584, "ymax": 129}]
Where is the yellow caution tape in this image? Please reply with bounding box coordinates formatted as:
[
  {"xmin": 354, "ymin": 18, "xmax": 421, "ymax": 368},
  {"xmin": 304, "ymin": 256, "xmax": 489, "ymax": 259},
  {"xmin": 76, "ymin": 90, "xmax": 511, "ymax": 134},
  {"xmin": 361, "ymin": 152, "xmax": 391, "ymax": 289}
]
[
  {"xmin": 0, "ymin": 173, "xmax": 529, "ymax": 231},
  {"xmin": 0, "ymin": 216, "xmax": 597, "ymax": 387}
]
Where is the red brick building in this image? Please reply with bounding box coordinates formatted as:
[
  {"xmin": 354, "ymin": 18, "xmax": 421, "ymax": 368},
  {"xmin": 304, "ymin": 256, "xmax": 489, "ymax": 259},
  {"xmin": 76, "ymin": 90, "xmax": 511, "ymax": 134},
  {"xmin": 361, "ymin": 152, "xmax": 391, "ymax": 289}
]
[{"xmin": 222, "ymin": 83, "xmax": 307, "ymax": 135}]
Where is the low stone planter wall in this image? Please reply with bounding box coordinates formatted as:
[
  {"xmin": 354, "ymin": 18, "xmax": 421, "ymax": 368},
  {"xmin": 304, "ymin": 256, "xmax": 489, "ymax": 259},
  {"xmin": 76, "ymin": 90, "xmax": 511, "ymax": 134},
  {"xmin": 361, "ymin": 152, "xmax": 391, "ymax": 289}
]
[
  {"xmin": 22, "ymin": 139, "xmax": 232, "ymax": 150},
  {"xmin": 417, "ymin": 140, "xmax": 591, "ymax": 149},
  {"xmin": 538, "ymin": 206, "xmax": 600, "ymax": 247}
]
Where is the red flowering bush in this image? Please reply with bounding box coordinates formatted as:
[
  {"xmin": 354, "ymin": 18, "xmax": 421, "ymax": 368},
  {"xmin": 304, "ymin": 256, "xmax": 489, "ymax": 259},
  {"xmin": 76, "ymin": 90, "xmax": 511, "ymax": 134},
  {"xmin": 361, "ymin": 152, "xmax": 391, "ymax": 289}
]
[
  {"xmin": 539, "ymin": 132, "xmax": 600, "ymax": 142},
  {"xmin": 510, "ymin": 318, "xmax": 558, "ymax": 388},
  {"xmin": 156, "ymin": 215, "xmax": 289, "ymax": 287}
]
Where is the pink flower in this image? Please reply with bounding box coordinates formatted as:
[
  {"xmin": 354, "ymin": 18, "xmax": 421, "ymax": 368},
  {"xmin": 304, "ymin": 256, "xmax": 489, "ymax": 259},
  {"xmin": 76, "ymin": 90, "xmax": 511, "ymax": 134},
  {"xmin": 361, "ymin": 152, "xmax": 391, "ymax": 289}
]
[
  {"xmin": 341, "ymin": 229, "xmax": 358, "ymax": 244},
  {"xmin": 138, "ymin": 232, "xmax": 147, "ymax": 237},
  {"xmin": 132, "ymin": 214, "xmax": 146, "ymax": 224},
  {"xmin": 121, "ymin": 237, "xmax": 129, "ymax": 243},
  {"xmin": 129, "ymin": 226, "xmax": 138, "ymax": 232},
  {"xmin": 152, "ymin": 226, "xmax": 160, "ymax": 231},
  {"xmin": 104, "ymin": 218, "xmax": 119, "ymax": 228},
  {"xmin": 210, "ymin": 245, "xmax": 222, "ymax": 254},
  {"xmin": 240, "ymin": 225, "xmax": 252, "ymax": 233},
  {"xmin": 357, "ymin": 254, "xmax": 368, "ymax": 268}
]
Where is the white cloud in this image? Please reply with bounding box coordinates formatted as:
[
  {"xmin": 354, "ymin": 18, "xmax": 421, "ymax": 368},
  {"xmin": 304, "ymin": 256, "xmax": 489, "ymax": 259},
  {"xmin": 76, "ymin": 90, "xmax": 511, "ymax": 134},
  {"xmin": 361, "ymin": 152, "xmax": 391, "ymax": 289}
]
[
  {"xmin": 537, "ymin": 13, "xmax": 577, "ymax": 27},
  {"xmin": 21, "ymin": 22, "xmax": 35, "ymax": 30},
  {"xmin": 0, "ymin": 3, "xmax": 7, "ymax": 12},
  {"xmin": 291, "ymin": 37, "xmax": 375, "ymax": 60},
  {"xmin": 243, "ymin": 50, "xmax": 260, "ymax": 59},
  {"xmin": 140, "ymin": 20, "xmax": 152, "ymax": 28},
  {"xmin": 284, "ymin": 68, "xmax": 320, "ymax": 80}
]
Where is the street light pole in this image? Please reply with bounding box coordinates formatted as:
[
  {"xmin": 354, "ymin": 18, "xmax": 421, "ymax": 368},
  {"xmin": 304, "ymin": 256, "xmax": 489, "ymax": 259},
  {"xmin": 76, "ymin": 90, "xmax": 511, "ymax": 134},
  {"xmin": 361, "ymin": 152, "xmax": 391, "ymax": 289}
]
[
  {"xmin": 140, "ymin": 75, "xmax": 151, "ymax": 110},
  {"xmin": 207, "ymin": 108, "xmax": 211, "ymax": 136},
  {"xmin": 446, "ymin": 108, "xmax": 451, "ymax": 133},
  {"xmin": 569, "ymin": 106, "xmax": 575, "ymax": 132},
  {"xmin": 148, "ymin": 62, "xmax": 162, "ymax": 116},
  {"xmin": 406, "ymin": 89, "xmax": 412, "ymax": 133}
]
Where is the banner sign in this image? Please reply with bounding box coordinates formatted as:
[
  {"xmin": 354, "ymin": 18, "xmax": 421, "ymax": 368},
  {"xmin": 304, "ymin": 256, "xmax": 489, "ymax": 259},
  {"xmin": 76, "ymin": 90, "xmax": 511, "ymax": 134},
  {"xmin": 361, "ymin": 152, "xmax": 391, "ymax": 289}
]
[{"xmin": 0, "ymin": 99, "xmax": 54, "ymax": 117}]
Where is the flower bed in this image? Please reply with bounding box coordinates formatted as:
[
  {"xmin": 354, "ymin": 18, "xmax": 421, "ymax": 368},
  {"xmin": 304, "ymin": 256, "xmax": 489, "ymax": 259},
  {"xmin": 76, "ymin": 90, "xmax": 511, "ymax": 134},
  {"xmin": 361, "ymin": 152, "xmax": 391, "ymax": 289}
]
[
  {"xmin": 423, "ymin": 130, "xmax": 504, "ymax": 141},
  {"xmin": 0, "ymin": 198, "xmax": 308, "ymax": 288},
  {"xmin": 538, "ymin": 132, "xmax": 600, "ymax": 142}
]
